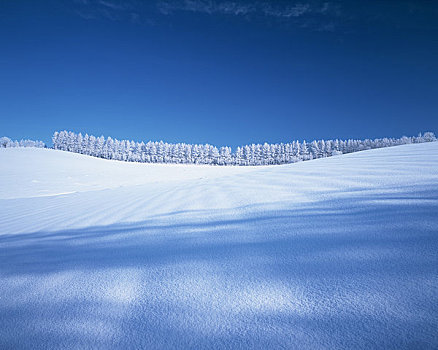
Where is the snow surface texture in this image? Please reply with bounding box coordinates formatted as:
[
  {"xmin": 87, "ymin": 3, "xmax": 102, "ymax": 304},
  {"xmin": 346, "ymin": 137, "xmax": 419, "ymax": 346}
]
[{"xmin": 1, "ymin": 143, "xmax": 437, "ymax": 349}]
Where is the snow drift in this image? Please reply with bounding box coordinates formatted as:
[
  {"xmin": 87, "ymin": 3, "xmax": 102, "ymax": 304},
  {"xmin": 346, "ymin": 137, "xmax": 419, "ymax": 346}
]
[{"xmin": 0, "ymin": 142, "xmax": 437, "ymax": 349}]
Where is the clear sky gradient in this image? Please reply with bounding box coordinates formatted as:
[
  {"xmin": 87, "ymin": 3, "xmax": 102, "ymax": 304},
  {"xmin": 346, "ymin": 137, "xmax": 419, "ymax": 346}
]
[{"xmin": 1, "ymin": 0, "xmax": 437, "ymax": 147}]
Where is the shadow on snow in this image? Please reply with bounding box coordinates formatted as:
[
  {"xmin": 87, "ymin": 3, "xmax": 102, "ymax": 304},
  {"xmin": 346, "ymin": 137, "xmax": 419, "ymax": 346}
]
[{"xmin": 1, "ymin": 188, "xmax": 438, "ymax": 349}]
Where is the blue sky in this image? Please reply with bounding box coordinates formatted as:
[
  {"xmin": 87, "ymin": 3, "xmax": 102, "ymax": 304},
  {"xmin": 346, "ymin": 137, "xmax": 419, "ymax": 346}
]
[{"xmin": 0, "ymin": 0, "xmax": 437, "ymax": 147}]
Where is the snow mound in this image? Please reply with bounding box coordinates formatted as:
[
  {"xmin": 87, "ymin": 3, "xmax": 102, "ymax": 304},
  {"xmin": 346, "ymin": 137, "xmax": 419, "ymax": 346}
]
[{"xmin": 1, "ymin": 142, "xmax": 437, "ymax": 349}]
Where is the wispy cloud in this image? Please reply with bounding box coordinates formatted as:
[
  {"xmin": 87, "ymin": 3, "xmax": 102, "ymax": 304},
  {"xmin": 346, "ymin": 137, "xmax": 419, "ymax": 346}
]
[
  {"xmin": 72, "ymin": 0, "xmax": 342, "ymax": 32},
  {"xmin": 157, "ymin": 1, "xmax": 315, "ymax": 18},
  {"xmin": 98, "ymin": 0, "xmax": 126, "ymax": 11},
  {"xmin": 73, "ymin": 0, "xmax": 141, "ymax": 22},
  {"xmin": 156, "ymin": 1, "xmax": 342, "ymax": 31}
]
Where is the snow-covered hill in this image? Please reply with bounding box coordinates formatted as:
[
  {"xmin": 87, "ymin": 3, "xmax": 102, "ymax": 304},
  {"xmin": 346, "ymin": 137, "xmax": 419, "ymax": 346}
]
[{"xmin": 1, "ymin": 143, "xmax": 437, "ymax": 349}]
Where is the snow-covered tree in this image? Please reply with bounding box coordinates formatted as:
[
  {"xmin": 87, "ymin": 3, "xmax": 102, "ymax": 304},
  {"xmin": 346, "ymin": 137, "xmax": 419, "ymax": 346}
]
[
  {"xmin": 1, "ymin": 136, "xmax": 45, "ymax": 148},
  {"xmin": 0, "ymin": 137, "xmax": 11, "ymax": 148},
  {"xmin": 50, "ymin": 130, "xmax": 437, "ymax": 166}
]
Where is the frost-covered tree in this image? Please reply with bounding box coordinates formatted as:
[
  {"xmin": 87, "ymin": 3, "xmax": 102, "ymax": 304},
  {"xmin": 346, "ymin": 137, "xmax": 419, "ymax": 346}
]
[
  {"xmin": 50, "ymin": 130, "xmax": 436, "ymax": 166},
  {"xmin": 1, "ymin": 136, "xmax": 45, "ymax": 148},
  {"xmin": 0, "ymin": 137, "xmax": 12, "ymax": 148}
]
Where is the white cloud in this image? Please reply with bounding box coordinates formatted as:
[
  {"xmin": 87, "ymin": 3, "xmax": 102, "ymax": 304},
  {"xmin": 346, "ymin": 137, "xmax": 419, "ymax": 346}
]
[
  {"xmin": 98, "ymin": 0, "xmax": 126, "ymax": 10},
  {"xmin": 73, "ymin": 0, "xmax": 340, "ymax": 31},
  {"xmin": 157, "ymin": 1, "xmax": 313, "ymax": 18},
  {"xmin": 263, "ymin": 3, "xmax": 311, "ymax": 18}
]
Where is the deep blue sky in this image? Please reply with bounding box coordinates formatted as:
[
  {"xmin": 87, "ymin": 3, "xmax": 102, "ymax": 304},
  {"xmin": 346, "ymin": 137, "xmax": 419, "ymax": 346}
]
[{"xmin": 1, "ymin": 0, "xmax": 437, "ymax": 147}]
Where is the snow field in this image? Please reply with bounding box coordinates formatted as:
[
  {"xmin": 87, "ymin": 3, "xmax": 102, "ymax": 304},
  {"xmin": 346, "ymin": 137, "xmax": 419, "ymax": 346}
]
[{"xmin": 0, "ymin": 142, "xmax": 437, "ymax": 349}]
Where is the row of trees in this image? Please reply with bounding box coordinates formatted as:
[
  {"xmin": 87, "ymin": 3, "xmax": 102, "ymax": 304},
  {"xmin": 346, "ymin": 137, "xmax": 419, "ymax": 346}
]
[
  {"xmin": 0, "ymin": 136, "xmax": 46, "ymax": 149},
  {"xmin": 52, "ymin": 130, "xmax": 436, "ymax": 166}
]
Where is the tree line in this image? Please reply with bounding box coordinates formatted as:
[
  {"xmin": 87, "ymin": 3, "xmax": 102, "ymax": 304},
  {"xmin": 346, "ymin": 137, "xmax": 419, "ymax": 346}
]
[
  {"xmin": 51, "ymin": 130, "xmax": 436, "ymax": 166},
  {"xmin": 0, "ymin": 136, "xmax": 46, "ymax": 149}
]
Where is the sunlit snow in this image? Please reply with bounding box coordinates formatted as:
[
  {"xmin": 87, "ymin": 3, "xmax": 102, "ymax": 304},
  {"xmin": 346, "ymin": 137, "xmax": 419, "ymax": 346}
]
[{"xmin": 1, "ymin": 143, "xmax": 437, "ymax": 349}]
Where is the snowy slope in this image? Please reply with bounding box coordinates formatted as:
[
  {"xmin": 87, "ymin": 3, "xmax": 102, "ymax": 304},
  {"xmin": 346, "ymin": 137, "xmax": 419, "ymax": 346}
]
[{"xmin": 1, "ymin": 143, "xmax": 437, "ymax": 349}]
